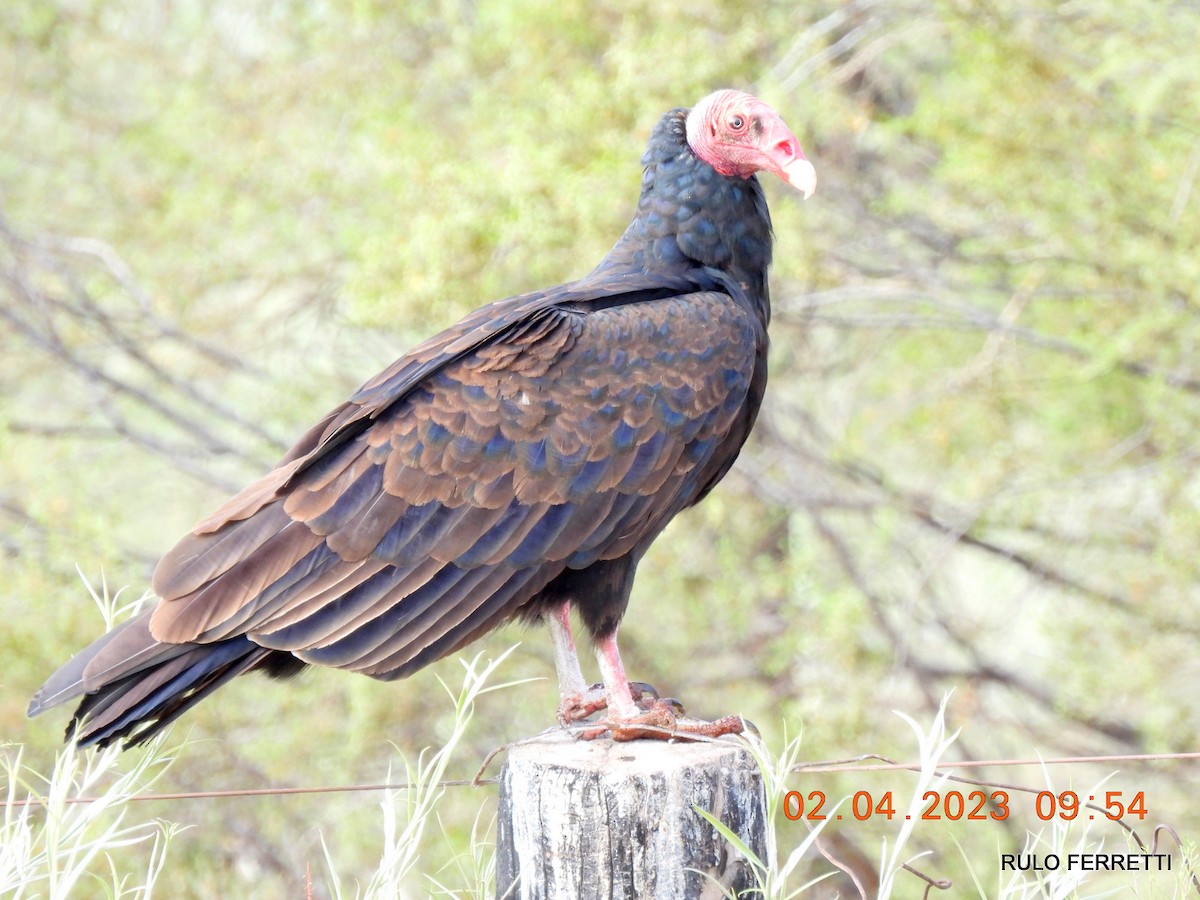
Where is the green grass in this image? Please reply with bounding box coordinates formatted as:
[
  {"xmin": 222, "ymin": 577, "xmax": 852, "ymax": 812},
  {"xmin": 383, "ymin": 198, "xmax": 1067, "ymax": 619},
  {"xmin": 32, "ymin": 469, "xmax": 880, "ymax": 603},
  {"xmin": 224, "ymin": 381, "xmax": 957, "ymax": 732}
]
[
  {"xmin": 6, "ymin": 684, "xmax": 1200, "ymax": 897},
  {"xmin": 5, "ymin": 0, "xmax": 1200, "ymax": 894},
  {"xmin": 322, "ymin": 649, "xmax": 530, "ymax": 899},
  {"xmin": 1, "ymin": 739, "xmax": 178, "ymax": 899}
]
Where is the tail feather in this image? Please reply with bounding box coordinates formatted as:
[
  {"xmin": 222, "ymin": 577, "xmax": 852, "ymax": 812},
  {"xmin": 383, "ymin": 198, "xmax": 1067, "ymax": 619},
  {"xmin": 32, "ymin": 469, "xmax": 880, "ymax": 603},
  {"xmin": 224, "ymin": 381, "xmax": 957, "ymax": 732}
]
[
  {"xmin": 29, "ymin": 614, "xmax": 306, "ymax": 748},
  {"xmin": 71, "ymin": 640, "xmax": 266, "ymax": 747},
  {"xmin": 28, "ymin": 612, "xmax": 188, "ymax": 716}
]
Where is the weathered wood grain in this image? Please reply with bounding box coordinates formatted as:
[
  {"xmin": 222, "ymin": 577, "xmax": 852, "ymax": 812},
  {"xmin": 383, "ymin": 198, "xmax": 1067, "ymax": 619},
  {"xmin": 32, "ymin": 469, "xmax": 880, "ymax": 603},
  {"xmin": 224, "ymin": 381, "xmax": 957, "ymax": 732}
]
[{"xmin": 496, "ymin": 732, "xmax": 767, "ymax": 899}]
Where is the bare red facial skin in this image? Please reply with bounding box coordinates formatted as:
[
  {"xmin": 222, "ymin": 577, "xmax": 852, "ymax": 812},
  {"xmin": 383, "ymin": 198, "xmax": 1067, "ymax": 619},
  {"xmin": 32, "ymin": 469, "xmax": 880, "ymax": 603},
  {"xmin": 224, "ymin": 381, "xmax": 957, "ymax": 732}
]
[{"xmin": 685, "ymin": 89, "xmax": 816, "ymax": 198}]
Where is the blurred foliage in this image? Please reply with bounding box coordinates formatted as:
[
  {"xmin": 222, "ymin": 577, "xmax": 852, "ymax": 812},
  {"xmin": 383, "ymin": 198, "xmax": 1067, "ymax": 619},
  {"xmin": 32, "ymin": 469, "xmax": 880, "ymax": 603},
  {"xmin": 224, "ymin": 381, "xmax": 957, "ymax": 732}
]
[{"xmin": 3, "ymin": 0, "xmax": 1200, "ymax": 895}]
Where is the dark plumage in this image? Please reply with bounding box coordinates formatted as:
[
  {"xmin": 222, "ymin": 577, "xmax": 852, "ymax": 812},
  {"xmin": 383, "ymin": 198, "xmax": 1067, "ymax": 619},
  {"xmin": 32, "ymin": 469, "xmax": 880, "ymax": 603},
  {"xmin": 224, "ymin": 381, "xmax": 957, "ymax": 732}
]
[{"xmin": 29, "ymin": 90, "xmax": 814, "ymax": 747}]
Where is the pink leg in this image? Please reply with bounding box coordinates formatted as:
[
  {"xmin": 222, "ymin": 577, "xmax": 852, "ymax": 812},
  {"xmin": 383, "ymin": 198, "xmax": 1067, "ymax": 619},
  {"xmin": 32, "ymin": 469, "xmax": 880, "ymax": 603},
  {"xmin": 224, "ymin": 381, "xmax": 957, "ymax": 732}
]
[
  {"xmin": 587, "ymin": 628, "xmax": 746, "ymax": 743},
  {"xmin": 552, "ymin": 603, "xmax": 613, "ymax": 724},
  {"xmin": 554, "ymin": 621, "xmax": 742, "ymax": 741},
  {"xmin": 547, "ymin": 602, "xmax": 587, "ymax": 696},
  {"xmin": 554, "ymin": 618, "xmax": 655, "ymax": 724},
  {"xmin": 594, "ymin": 630, "xmax": 640, "ymax": 719}
]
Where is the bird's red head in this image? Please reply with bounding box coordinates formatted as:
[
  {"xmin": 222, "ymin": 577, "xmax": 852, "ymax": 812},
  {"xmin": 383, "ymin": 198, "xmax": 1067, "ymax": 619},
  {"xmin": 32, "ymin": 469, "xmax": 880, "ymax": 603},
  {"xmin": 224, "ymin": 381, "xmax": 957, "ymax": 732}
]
[{"xmin": 685, "ymin": 89, "xmax": 816, "ymax": 199}]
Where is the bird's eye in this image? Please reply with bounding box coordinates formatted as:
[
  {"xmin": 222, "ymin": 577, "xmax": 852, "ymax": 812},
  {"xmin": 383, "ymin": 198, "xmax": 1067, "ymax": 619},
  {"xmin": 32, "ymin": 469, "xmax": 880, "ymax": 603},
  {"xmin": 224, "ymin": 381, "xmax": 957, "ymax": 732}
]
[{"xmin": 729, "ymin": 115, "xmax": 745, "ymax": 131}]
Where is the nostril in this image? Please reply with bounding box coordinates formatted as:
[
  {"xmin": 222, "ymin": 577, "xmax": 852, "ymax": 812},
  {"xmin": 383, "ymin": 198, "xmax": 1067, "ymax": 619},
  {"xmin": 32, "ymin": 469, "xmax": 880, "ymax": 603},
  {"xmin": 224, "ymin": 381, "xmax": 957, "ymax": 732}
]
[{"xmin": 775, "ymin": 140, "xmax": 795, "ymax": 158}]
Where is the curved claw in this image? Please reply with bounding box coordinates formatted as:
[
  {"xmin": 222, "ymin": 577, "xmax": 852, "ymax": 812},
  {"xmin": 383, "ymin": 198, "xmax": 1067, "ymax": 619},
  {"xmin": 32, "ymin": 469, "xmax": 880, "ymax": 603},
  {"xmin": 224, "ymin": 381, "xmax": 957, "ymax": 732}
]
[{"xmin": 629, "ymin": 681, "xmax": 660, "ymax": 701}]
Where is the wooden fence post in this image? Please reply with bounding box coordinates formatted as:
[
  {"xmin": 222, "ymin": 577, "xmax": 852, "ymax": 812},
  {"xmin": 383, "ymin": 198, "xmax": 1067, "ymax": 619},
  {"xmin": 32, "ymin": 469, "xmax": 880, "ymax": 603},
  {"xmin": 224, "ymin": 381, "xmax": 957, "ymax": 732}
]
[{"xmin": 495, "ymin": 730, "xmax": 767, "ymax": 899}]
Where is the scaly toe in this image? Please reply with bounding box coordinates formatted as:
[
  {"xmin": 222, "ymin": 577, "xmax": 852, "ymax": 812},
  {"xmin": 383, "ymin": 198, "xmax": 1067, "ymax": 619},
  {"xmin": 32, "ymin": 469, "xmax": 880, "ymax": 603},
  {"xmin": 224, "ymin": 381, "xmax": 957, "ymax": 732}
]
[{"xmin": 558, "ymin": 681, "xmax": 661, "ymax": 725}]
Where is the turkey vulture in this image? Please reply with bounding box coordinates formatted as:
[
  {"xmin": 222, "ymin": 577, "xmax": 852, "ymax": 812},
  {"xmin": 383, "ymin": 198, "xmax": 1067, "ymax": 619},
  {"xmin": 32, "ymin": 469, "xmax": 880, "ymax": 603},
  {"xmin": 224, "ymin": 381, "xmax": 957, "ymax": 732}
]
[{"xmin": 29, "ymin": 90, "xmax": 815, "ymax": 748}]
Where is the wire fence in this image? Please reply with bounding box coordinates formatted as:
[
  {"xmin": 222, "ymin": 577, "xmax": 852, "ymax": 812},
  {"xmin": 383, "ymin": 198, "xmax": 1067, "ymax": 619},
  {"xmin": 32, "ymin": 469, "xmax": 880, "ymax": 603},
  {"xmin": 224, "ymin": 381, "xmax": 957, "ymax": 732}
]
[
  {"xmin": 10, "ymin": 744, "xmax": 1200, "ymax": 808},
  {"xmin": 9, "ymin": 729, "xmax": 1199, "ymax": 897}
]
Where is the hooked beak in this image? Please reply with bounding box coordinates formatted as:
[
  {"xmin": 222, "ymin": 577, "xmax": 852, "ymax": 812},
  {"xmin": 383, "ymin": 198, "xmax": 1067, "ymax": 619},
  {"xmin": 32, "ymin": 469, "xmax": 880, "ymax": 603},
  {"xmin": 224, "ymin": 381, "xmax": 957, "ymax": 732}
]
[
  {"xmin": 780, "ymin": 157, "xmax": 817, "ymax": 200},
  {"xmin": 762, "ymin": 118, "xmax": 816, "ymax": 199}
]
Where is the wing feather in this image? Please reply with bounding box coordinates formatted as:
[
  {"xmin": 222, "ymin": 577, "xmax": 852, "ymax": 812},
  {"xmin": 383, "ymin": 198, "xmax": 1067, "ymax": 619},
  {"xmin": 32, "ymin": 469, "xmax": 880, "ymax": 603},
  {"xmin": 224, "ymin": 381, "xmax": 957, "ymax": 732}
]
[
  {"xmin": 364, "ymin": 564, "xmax": 556, "ymax": 676},
  {"xmin": 291, "ymin": 564, "xmax": 492, "ymax": 668},
  {"xmin": 252, "ymin": 557, "xmax": 444, "ymax": 650},
  {"xmin": 140, "ymin": 283, "xmax": 762, "ymax": 681},
  {"xmin": 151, "ymin": 523, "xmax": 329, "ymax": 641},
  {"xmin": 152, "ymin": 503, "xmax": 293, "ymax": 601},
  {"xmin": 241, "ymin": 558, "xmax": 390, "ymax": 632},
  {"xmin": 286, "ymin": 455, "xmax": 383, "ymax": 530},
  {"xmin": 371, "ymin": 501, "xmax": 463, "ymax": 564},
  {"xmin": 417, "ymin": 502, "xmax": 519, "ymax": 562},
  {"xmin": 358, "ymin": 564, "xmax": 554, "ymax": 676},
  {"xmin": 325, "ymin": 490, "xmax": 413, "ymax": 561}
]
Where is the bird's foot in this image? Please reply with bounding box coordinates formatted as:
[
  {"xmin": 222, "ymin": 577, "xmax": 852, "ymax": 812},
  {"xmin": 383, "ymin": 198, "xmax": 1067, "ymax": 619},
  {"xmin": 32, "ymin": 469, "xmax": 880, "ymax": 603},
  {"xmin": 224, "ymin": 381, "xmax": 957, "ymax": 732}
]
[
  {"xmin": 557, "ymin": 681, "xmax": 659, "ymax": 725},
  {"xmin": 576, "ymin": 699, "xmax": 746, "ymax": 742}
]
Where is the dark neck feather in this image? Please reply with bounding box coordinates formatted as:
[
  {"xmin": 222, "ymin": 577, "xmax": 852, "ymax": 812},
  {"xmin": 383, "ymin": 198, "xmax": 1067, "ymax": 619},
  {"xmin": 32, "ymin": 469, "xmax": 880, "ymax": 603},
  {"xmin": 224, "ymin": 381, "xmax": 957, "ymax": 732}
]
[{"xmin": 589, "ymin": 108, "xmax": 775, "ymax": 322}]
